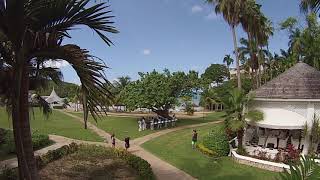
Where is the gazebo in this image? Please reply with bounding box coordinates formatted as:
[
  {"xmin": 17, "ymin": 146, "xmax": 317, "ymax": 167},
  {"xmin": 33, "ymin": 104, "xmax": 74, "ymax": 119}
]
[
  {"xmin": 45, "ymin": 88, "xmax": 65, "ymax": 108},
  {"xmin": 245, "ymin": 62, "xmax": 320, "ymax": 156}
]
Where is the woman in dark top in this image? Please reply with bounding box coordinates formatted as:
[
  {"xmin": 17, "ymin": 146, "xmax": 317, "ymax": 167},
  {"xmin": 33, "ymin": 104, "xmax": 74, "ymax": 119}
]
[
  {"xmin": 192, "ymin": 130, "xmax": 198, "ymax": 149},
  {"xmin": 124, "ymin": 137, "xmax": 130, "ymax": 150},
  {"xmin": 111, "ymin": 133, "xmax": 116, "ymax": 148}
]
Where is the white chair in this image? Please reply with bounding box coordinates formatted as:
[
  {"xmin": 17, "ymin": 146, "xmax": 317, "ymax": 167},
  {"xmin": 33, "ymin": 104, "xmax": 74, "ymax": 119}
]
[
  {"xmin": 266, "ymin": 137, "xmax": 277, "ymax": 149},
  {"xmin": 278, "ymin": 137, "xmax": 288, "ymax": 149},
  {"xmin": 258, "ymin": 137, "xmax": 266, "ymax": 147}
]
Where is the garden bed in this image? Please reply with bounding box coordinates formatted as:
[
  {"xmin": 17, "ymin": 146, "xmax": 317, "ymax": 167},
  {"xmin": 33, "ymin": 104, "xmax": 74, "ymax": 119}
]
[{"xmin": 1, "ymin": 144, "xmax": 155, "ymax": 180}]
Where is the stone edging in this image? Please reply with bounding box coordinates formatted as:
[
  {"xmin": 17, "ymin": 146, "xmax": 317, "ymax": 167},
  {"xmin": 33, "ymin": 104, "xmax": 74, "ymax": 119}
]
[{"xmin": 231, "ymin": 150, "xmax": 289, "ymax": 172}]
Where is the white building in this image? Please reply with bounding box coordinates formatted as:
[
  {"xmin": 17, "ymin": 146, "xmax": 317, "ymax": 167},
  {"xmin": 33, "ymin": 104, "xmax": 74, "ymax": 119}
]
[
  {"xmin": 43, "ymin": 88, "xmax": 65, "ymax": 108},
  {"xmin": 245, "ymin": 62, "xmax": 320, "ymax": 157}
]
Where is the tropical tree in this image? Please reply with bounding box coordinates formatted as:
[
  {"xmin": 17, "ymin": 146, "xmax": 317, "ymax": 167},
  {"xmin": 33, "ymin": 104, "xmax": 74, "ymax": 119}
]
[
  {"xmin": 300, "ymin": 0, "xmax": 320, "ymax": 14},
  {"xmin": 206, "ymin": 0, "xmax": 245, "ymax": 89},
  {"xmin": 222, "ymin": 88, "xmax": 263, "ymax": 149},
  {"xmin": 0, "ymin": 0, "xmax": 118, "ymax": 179},
  {"xmin": 279, "ymin": 155, "xmax": 320, "ymax": 180},
  {"xmin": 122, "ymin": 70, "xmax": 199, "ymax": 117},
  {"xmin": 201, "ymin": 64, "xmax": 229, "ymax": 86},
  {"xmin": 223, "ymin": 54, "xmax": 234, "ymax": 78}
]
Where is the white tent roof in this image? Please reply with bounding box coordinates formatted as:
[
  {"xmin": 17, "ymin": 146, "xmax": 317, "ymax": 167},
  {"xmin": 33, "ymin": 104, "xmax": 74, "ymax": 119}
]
[
  {"xmin": 45, "ymin": 88, "xmax": 62, "ymax": 104},
  {"xmin": 247, "ymin": 108, "xmax": 306, "ymax": 129}
]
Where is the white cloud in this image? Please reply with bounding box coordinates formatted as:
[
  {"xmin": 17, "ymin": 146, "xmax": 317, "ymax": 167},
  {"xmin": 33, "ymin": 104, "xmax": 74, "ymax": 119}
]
[
  {"xmin": 191, "ymin": 5, "xmax": 203, "ymax": 13},
  {"xmin": 142, "ymin": 49, "xmax": 151, "ymax": 55},
  {"xmin": 206, "ymin": 12, "xmax": 218, "ymax": 20},
  {"xmin": 44, "ymin": 60, "xmax": 69, "ymax": 68}
]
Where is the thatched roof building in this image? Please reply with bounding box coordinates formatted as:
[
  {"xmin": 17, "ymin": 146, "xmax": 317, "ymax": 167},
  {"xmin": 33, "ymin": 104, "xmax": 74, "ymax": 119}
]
[{"xmin": 254, "ymin": 62, "xmax": 320, "ymax": 99}]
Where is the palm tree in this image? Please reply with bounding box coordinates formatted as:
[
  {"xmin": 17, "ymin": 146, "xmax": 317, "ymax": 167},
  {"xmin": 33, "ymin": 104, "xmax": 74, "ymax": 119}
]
[
  {"xmin": 0, "ymin": 0, "xmax": 118, "ymax": 179},
  {"xmin": 222, "ymin": 88, "xmax": 263, "ymax": 149},
  {"xmin": 206, "ymin": 0, "xmax": 245, "ymax": 89},
  {"xmin": 279, "ymin": 155, "xmax": 320, "ymax": 180},
  {"xmin": 223, "ymin": 54, "xmax": 234, "ymax": 71},
  {"xmin": 300, "ymin": 0, "xmax": 320, "ymax": 14}
]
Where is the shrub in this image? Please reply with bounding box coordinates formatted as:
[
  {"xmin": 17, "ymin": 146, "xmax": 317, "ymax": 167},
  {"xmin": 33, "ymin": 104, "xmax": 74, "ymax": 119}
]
[
  {"xmin": 202, "ymin": 127, "xmax": 230, "ymax": 157},
  {"xmin": 236, "ymin": 147, "xmax": 248, "ymax": 156},
  {"xmin": 111, "ymin": 148, "xmax": 155, "ymax": 180},
  {"xmin": 0, "ymin": 129, "xmax": 52, "ymax": 155},
  {"xmin": 37, "ymin": 143, "xmax": 79, "ymax": 168},
  {"xmin": 196, "ymin": 143, "xmax": 217, "ymax": 157},
  {"xmin": 0, "ymin": 167, "xmax": 17, "ymax": 180}
]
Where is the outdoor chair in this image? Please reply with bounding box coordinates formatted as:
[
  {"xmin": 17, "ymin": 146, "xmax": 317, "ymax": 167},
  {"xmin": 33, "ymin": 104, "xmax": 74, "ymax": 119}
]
[
  {"xmin": 258, "ymin": 137, "xmax": 266, "ymax": 147},
  {"xmin": 266, "ymin": 137, "xmax": 277, "ymax": 149},
  {"xmin": 278, "ymin": 137, "xmax": 288, "ymax": 149}
]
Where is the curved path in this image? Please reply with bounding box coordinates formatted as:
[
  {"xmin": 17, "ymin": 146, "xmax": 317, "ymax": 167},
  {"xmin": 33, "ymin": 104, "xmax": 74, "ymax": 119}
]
[{"xmin": 1, "ymin": 111, "xmax": 222, "ymax": 180}]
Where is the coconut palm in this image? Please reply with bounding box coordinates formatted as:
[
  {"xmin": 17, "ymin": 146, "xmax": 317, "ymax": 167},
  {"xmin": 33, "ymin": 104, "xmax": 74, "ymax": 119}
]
[
  {"xmin": 300, "ymin": 0, "xmax": 320, "ymax": 14},
  {"xmin": 206, "ymin": 0, "xmax": 245, "ymax": 89},
  {"xmin": 0, "ymin": 0, "xmax": 118, "ymax": 179},
  {"xmin": 279, "ymin": 155, "xmax": 320, "ymax": 180},
  {"xmin": 222, "ymin": 88, "xmax": 263, "ymax": 149},
  {"xmin": 223, "ymin": 55, "xmax": 234, "ymax": 70}
]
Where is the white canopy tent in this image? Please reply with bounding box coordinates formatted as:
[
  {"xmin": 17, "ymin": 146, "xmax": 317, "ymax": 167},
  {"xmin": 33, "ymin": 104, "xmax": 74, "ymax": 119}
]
[
  {"xmin": 45, "ymin": 88, "xmax": 63, "ymax": 104},
  {"xmin": 247, "ymin": 108, "xmax": 306, "ymax": 129}
]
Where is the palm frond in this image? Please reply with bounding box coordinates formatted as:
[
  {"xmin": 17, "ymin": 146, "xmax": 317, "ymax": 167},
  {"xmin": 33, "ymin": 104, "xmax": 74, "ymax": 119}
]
[
  {"xmin": 27, "ymin": 0, "xmax": 118, "ymax": 46},
  {"xmin": 246, "ymin": 109, "xmax": 264, "ymax": 123},
  {"xmin": 31, "ymin": 44, "xmax": 114, "ymax": 121}
]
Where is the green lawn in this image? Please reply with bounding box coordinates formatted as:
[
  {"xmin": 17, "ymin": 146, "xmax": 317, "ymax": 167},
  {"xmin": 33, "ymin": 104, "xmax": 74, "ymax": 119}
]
[
  {"xmin": 0, "ymin": 108, "xmax": 103, "ymax": 142},
  {"xmin": 70, "ymin": 112, "xmax": 225, "ymax": 141},
  {"xmin": 142, "ymin": 123, "xmax": 279, "ymax": 180}
]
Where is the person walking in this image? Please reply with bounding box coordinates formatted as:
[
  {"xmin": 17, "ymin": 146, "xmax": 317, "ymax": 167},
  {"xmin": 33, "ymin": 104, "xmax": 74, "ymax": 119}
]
[
  {"xmin": 124, "ymin": 137, "xmax": 130, "ymax": 151},
  {"xmin": 192, "ymin": 130, "xmax": 198, "ymax": 149},
  {"xmin": 111, "ymin": 133, "xmax": 116, "ymax": 148}
]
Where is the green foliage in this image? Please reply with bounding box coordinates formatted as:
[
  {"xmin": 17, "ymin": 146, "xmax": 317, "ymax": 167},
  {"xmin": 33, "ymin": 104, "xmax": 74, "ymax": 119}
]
[
  {"xmin": 196, "ymin": 143, "xmax": 217, "ymax": 156},
  {"xmin": 122, "ymin": 70, "xmax": 200, "ymax": 113},
  {"xmin": 247, "ymin": 110, "xmax": 264, "ymax": 122},
  {"xmin": 185, "ymin": 101, "xmax": 195, "ymax": 115},
  {"xmin": 113, "ymin": 149, "xmax": 155, "ymax": 180},
  {"xmin": 37, "ymin": 143, "xmax": 79, "ymax": 168},
  {"xmin": 236, "ymin": 147, "xmax": 248, "ymax": 156},
  {"xmin": 0, "ymin": 167, "xmax": 18, "ymax": 180},
  {"xmin": 202, "ymin": 127, "xmax": 230, "ymax": 157},
  {"xmin": 279, "ymin": 156, "xmax": 320, "ymax": 180},
  {"xmin": 37, "ymin": 81, "xmax": 79, "ymax": 99},
  {"xmin": 0, "ymin": 129, "xmax": 52, "ymax": 155},
  {"xmin": 202, "ymin": 64, "xmax": 229, "ymax": 85}
]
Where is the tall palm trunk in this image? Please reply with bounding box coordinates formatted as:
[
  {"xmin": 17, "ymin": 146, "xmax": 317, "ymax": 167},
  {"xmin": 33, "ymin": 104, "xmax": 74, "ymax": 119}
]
[
  {"xmin": 12, "ymin": 53, "xmax": 39, "ymax": 180},
  {"xmin": 231, "ymin": 25, "xmax": 241, "ymax": 89}
]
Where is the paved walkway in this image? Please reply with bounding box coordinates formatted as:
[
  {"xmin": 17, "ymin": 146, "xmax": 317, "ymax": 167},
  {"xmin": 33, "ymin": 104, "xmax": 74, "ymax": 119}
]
[{"xmin": 1, "ymin": 110, "xmax": 223, "ymax": 180}]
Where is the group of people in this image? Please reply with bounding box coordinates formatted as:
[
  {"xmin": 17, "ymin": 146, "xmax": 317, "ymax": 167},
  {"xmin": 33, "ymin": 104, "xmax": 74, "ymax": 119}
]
[
  {"xmin": 138, "ymin": 117, "xmax": 147, "ymax": 131},
  {"xmin": 138, "ymin": 114, "xmax": 178, "ymax": 131},
  {"xmin": 110, "ymin": 133, "xmax": 130, "ymax": 151}
]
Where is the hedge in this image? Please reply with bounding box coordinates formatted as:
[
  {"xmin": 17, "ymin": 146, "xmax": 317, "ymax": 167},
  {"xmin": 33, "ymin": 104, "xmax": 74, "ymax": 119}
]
[
  {"xmin": 0, "ymin": 129, "xmax": 52, "ymax": 155},
  {"xmin": 201, "ymin": 127, "xmax": 230, "ymax": 157}
]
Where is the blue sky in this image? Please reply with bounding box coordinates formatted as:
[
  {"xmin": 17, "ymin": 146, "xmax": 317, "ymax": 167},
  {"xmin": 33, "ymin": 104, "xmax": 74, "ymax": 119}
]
[{"xmin": 60, "ymin": 0, "xmax": 305, "ymax": 84}]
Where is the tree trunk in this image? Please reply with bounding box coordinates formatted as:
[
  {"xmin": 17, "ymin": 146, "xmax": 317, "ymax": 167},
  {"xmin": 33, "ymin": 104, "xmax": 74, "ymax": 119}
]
[
  {"xmin": 237, "ymin": 128, "xmax": 244, "ymax": 149},
  {"xmin": 12, "ymin": 55, "xmax": 39, "ymax": 180},
  {"xmin": 231, "ymin": 25, "xmax": 241, "ymax": 89},
  {"xmin": 153, "ymin": 109, "xmax": 170, "ymax": 118}
]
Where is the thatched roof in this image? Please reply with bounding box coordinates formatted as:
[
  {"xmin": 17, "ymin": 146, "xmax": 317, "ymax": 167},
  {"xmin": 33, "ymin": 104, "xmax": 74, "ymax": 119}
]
[{"xmin": 254, "ymin": 62, "xmax": 320, "ymax": 99}]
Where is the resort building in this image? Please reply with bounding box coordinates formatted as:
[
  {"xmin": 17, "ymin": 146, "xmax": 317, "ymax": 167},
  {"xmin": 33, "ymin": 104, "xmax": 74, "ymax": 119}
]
[
  {"xmin": 245, "ymin": 62, "xmax": 320, "ymax": 157},
  {"xmin": 42, "ymin": 88, "xmax": 66, "ymax": 108}
]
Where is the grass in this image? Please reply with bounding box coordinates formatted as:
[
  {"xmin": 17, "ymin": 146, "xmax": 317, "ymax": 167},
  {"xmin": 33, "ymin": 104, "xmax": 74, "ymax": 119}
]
[
  {"xmin": 142, "ymin": 123, "xmax": 279, "ymax": 180},
  {"xmin": 0, "ymin": 108, "xmax": 103, "ymax": 142},
  {"xmin": 70, "ymin": 111, "xmax": 225, "ymax": 140}
]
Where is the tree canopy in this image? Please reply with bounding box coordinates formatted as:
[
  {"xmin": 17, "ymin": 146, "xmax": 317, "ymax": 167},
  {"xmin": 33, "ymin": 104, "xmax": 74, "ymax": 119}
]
[
  {"xmin": 122, "ymin": 70, "xmax": 200, "ymax": 116},
  {"xmin": 201, "ymin": 64, "xmax": 229, "ymax": 86}
]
